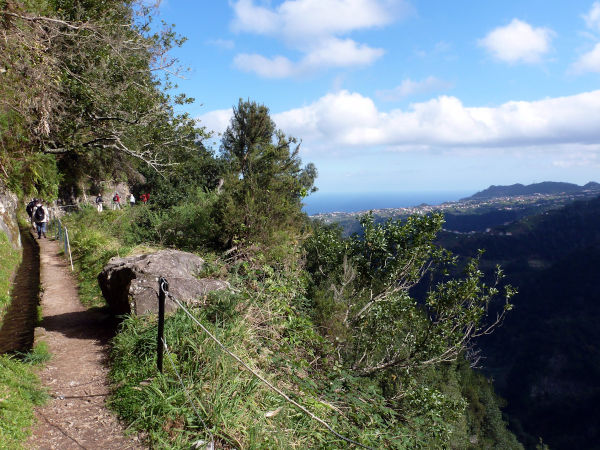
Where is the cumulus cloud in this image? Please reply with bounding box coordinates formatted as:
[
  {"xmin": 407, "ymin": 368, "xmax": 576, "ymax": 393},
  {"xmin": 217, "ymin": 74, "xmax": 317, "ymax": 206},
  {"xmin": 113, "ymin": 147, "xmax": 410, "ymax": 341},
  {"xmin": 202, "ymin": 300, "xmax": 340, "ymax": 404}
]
[
  {"xmin": 573, "ymin": 3, "xmax": 600, "ymax": 74},
  {"xmin": 478, "ymin": 19, "xmax": 554, "ymax": 64},
  {"xmin": 196, "ymin": 109, "xmax": 232, "ymax": 136},
  {"xmin": 234, "ymin": 38, "xmax": 384, "ymax": 78},
  {"xmin": 198, "ymin": 90, "xmax": 600, "ymax": 153},
  {"xmin": 229, "ymin": 0, "xmax": 409, "ymax": 77},
  {"xmin": 584, "ymin": 1, "xmax": 600, "ymax": 32},
  {"xmin": 273, "ymin": 89, "xmax": 600, "ymax": 150},
  {"xmin": 573, "ymin": 42, "xmax": 600, "ymax": 73},
  {"xmin": 231, "ymin": 0, "xmax": 404, "ymax": 40},
  {"xmin": 376, "ymin": 76, "xmax": 452, "ymax": 101}
]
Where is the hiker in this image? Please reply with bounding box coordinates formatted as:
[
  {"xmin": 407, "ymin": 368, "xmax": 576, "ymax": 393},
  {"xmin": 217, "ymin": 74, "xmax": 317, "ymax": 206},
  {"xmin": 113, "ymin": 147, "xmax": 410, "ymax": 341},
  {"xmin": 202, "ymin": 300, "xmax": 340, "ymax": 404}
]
[
  {"xmin": 112, "ymin": 193, "xmax": 121, "ymax": 210},
  {"xmin": 32, "ymin": 200, "xmax": 49, "ymax": 239},
  {"xmin": 140, "ymin": 193, "xmax": 148, "ymax": 205},
  {"xmin": 129, "ymin": 193, "xmax": 135, "ymax": 208},
  {"xmin": 26, "ymin": 198, "xmax": 36, "ymax": 222},
  {"xmin": 95, "ymin": 194, "xmax": 104, "ymax": 212}
]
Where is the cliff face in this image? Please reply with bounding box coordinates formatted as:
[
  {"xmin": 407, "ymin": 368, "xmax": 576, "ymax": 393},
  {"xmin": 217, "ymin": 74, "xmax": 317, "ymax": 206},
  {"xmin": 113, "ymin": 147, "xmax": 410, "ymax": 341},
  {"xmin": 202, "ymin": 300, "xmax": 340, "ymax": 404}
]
[{"xmin": 0, "ymin": 190, "xmax": 21, "ymax": 249}]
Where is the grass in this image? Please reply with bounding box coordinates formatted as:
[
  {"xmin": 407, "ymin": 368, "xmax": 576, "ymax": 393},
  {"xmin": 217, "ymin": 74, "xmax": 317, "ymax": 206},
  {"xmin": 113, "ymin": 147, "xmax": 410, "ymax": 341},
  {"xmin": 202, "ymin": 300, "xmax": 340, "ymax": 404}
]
[
  {"xmin": 59, "ymin": 208, "xmax": 404, "ymax": 448},
  {"xmin": 59, "ymin": 206, "xmax": 159, "ymax": 307},
  {"xmin": 108, "ymin": 266, "xmax": 399, "ymax": 449},
  {"xmin": 0, "ymin": 344, "xmax": 49, "ymax": 448},
  {"xmin": 0, "ymin": 230, "xmax": 21, "ymax": 322}
]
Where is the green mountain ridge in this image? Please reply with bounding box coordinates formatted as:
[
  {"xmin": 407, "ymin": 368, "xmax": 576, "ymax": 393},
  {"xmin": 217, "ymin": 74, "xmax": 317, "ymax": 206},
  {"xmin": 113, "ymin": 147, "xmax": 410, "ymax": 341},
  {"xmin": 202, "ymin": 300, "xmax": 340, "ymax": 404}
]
[
  {"xmin": 438, "ymin": 195, "xmax": 600, "ymax": 449},
  {"xmin": 462, "ymin": 181, "xmax": 600, "ymax": 201}
]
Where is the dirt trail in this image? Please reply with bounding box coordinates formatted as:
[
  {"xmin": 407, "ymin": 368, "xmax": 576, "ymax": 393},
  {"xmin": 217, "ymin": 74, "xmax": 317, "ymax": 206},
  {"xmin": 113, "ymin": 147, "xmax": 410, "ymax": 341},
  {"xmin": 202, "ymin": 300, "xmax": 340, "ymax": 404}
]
[{"xmin": 27, "ymin": 237, "xmax": 144, "ymax": 449}]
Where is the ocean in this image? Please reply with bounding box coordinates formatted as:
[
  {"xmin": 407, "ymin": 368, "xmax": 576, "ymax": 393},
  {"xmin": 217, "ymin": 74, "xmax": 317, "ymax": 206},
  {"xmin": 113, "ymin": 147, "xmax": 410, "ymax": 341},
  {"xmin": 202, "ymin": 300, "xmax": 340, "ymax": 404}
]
[{"xmin": 302, "ymin": 191, "xmax": 474, "ymax": 215}]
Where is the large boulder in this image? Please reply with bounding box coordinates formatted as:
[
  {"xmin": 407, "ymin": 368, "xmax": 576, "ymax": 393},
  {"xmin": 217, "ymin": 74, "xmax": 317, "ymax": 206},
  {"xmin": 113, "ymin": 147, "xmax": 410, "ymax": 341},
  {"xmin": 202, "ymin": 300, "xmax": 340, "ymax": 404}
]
[{"xmin": 98, "ymin": 250, "xmax": 229, "ymax": 316}]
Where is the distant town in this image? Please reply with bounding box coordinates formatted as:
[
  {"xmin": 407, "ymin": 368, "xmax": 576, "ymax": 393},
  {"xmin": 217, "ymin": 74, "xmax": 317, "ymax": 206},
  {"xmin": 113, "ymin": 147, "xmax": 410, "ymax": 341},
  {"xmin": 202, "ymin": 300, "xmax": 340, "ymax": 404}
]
[{"xmin": 312, "ymin": 182, "xmax": 600, "ymax": 235}]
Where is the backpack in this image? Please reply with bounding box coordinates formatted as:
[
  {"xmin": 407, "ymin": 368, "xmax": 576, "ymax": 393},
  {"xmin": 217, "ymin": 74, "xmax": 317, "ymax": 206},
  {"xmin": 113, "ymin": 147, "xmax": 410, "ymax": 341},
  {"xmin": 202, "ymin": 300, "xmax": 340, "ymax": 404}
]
[
  {"xmin": 26, "ymin": 201, "xmax": 35, "ymax": 216},
  {"xmin": 34, "ymin": 207, "xmax": 45, "ymax": 222},
  {"xmin": 113, "ymin": 194, "xmax": 119, "ymax": 202}
]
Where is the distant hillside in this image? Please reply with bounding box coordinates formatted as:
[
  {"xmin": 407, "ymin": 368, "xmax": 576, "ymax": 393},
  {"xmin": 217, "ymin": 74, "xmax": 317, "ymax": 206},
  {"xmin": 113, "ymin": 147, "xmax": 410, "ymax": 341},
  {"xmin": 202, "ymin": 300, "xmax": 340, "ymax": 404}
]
[
  {"xmin": 462, "ymin": 181, "xmax": 600, "ymax": 201},
  {"xmin": 437, "ymin": 195, "xmax": 600, "ymax": 449}
]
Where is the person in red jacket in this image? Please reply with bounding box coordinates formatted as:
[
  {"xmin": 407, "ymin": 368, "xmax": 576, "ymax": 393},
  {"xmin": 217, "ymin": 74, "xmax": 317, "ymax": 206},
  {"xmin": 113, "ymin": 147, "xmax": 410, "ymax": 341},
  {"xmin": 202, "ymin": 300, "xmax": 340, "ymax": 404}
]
[{"xmin": 112, "ymin": 193, "xmax": 121, "ymax": 210}]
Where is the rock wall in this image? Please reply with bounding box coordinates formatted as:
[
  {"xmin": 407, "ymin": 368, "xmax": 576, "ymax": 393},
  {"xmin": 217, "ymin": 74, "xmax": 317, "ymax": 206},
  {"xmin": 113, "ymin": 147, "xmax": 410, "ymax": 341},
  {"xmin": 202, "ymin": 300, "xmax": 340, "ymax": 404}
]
[{"xmin": 0, "ymin": 189, "xmax": 21, "ymax": 249}]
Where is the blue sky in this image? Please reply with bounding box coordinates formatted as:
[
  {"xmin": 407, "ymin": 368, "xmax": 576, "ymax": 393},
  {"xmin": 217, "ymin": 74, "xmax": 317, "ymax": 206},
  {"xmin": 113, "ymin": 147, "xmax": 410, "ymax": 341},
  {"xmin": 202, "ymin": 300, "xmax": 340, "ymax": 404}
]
[{"xmin": 155, "ymin": 0, "xmax": 600, "ymax": 194}]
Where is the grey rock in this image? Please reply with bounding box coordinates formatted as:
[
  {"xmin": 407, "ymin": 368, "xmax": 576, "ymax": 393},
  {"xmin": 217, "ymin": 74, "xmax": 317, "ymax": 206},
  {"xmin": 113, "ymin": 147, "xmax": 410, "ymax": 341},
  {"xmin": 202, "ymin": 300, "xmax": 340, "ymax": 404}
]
[
  {"xmin": 98, "ymin": 250, "xmax": 229, "ymax": 316},
  {"xmin": 0, "ymin": 189, "xmax": 21, "ymax": 249}
]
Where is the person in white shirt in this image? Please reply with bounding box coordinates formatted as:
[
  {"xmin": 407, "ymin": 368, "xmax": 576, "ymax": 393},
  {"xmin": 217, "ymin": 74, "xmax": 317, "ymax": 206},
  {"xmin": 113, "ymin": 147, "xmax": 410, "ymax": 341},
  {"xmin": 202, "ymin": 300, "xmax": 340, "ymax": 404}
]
[
  {"xmin": 32, "ymin": 200, "xmax": 49, "ymax": 239},
  {"xmin": 129, "ymin": 193, "xmax": 135, "ymax": 208}
]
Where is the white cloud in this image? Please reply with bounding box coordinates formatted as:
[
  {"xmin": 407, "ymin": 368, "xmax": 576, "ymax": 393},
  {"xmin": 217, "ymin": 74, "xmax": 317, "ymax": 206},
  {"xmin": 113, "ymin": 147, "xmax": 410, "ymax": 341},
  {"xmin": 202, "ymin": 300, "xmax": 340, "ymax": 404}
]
[
  {"xmin": 584, "ymin": 2, "xmax": 600, "ymax": 32},
  {"xmin": 273, "ymin": 89, "xmax": 600, "ymax": 150},
  {"xmin": 233, "ymin": 53, "xmax": 297, "ymax": 78},
  {"xmin": 199, "ymin": 90, "xmax": 600, "ymax": 154},
  {"xmin": 230, "ymin": 0, "xmax": 409, "ymax": 77},
  {"xmin": 478, "ymin": 19, "xmax": 554, "ymax": 64},
  {"xmin": 231, "ymin": 0, "xmax": 405, "ymax": 40},
  {"xmin": 234, "ymin": 38, "xmax": 384, "ymax": 78},
  {"xmin": 573, "ymin": 42, "xmax": 600, "ymax": 73},
  {"xmin": 376, "ymin": 76, "xmax": 452, "ymax": 101},
  {"xmin": 196, "ymin": 109, "xmax": 232, "ymax": 136}
]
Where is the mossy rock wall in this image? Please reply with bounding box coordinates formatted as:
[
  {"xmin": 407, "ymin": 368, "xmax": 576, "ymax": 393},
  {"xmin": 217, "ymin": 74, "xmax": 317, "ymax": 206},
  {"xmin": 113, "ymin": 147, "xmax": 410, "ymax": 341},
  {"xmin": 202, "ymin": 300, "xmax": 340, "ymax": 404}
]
[{"xmin": 0, "ymin": 190, "xmax": 21, "ymax": 250}]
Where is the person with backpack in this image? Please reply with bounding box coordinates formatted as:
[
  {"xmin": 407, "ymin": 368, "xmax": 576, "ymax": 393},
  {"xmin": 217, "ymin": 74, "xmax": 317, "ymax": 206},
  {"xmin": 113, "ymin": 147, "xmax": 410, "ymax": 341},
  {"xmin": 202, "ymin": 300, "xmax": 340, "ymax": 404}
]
[
  {"xmin": 26, "ymin": 198, "xmax": 36, "ymax": 223},
  {"xmin": 95, "ymin": 194, "xmax": 104, "ymax": 212},
  {"xmin": 112, "ymin": 193, "xmax": 121, "ymax": 210},
  {"xmin": 32, "ymin": 200, "xmax": 49, "ymax": 239},
  {"xmin": 129, "ymin": 193, "xmax": 135, "ymax": 208}
]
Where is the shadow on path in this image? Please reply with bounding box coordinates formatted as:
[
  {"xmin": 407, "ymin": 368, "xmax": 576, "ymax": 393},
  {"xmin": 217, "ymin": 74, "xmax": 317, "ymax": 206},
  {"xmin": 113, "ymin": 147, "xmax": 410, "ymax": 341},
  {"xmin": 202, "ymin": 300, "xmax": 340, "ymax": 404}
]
[{"xmin": 40, "ymin": 308, "xmax": 119, "ymax": 344}]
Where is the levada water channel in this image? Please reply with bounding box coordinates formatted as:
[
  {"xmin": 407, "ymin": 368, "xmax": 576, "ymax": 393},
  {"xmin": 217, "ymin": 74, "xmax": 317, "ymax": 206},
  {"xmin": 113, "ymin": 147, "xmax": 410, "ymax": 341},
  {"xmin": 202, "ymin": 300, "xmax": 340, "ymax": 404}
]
[{"xmin": 0, "ymin": 225, "xmax": 40, "ymax": 353}]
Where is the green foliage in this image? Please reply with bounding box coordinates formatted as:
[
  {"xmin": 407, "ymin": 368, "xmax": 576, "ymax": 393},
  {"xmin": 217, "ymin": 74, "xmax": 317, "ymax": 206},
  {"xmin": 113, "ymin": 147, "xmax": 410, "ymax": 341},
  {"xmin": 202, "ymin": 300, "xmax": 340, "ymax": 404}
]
[
  {"xmin": 0, "ymin": 0, "xmax": 205, "ymax": 198},
  {"xmin": 61, "ymin": 207, "xmax": 139, "ymax": 306},
  {"xmin": 109, "ymin": 261, "xmax": 403, "ymax": 448},
  {"xmin": 0, "ymin": 350, "xmax": 49, "ymax": 448},
  {"xmin": 139, "ymin": 143, "xmax": 224, "ymax": 210},
  {"xmin": 3, "ymin": 153, "xmax": 61, "ymax": 201},
  {"xmin": 305, "ymin": 213, "xmax": 514, "ymax": 377},
  {"xmin": 214, "ymin": 99, "xmax": 317, "ymax": 250}
]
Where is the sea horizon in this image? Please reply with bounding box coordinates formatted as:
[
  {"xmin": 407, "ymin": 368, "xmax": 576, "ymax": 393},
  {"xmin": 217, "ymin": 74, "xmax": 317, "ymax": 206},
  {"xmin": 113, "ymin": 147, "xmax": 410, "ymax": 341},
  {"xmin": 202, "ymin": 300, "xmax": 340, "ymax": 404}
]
[{"xmin": 302, "ymin": 190, "xmax": 474, "ymax": 215}]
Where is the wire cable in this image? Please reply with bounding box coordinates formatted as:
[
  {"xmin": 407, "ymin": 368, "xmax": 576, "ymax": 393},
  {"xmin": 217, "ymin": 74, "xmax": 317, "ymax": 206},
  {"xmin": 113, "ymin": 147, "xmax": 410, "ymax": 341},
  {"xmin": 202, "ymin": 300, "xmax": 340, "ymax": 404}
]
[{"xmin": 159, "ymin": 281, "xmax": 373, "ymax": 450}]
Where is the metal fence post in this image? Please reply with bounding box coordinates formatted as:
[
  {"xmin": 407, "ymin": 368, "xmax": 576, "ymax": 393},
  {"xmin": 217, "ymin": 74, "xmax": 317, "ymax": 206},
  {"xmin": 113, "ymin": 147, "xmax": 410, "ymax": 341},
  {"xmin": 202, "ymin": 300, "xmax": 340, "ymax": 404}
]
[
  {"xmin": 64, "ymin": 227, "xmax": 74, "ymax": 271},
  {"xmin": 64, "ymin": 227, "xmax": 68, "ymax": 255},
  {"xmin": 157, "ymin": 277, "xmax": 167, "ymax": 373}
]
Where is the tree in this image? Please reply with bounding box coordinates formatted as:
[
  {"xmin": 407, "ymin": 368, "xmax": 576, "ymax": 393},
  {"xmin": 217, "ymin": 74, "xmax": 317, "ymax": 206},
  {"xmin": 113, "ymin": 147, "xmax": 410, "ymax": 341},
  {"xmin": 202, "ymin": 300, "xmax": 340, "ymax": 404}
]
[
  {"xmin": 304, "ymin": 213, "xmax": 514, "ymax": 376},
  {"xmin": 0, "ymin": 0, "xmax": 200, "ymax": 197},
  {"xmin": 216, "ymin": 99, "xmax": 317, "ymax": 249}
]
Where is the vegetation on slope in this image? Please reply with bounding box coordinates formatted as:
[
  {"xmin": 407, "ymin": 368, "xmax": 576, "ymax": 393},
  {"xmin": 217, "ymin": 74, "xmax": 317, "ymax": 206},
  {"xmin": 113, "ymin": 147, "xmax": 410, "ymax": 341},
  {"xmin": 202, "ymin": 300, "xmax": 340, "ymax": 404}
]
[
  {"xmin": 440, "ymin": 195, "xmax": 600, "ymax": 449},
  {"xmin": 1, "ymin": 1, "xmax": 523, "ymax": 447}
]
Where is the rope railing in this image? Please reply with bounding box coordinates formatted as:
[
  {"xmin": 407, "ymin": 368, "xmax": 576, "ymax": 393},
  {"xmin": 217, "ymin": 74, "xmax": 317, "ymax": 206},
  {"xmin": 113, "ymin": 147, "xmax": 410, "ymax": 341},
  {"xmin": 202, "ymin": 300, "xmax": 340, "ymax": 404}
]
[
  {"xmin": 156, "ymin": 279, "xmax": 373, "ymax": 450},
  {"xmin": 48, "ymin": 209, "xmax": 74, "ymax": 271}
]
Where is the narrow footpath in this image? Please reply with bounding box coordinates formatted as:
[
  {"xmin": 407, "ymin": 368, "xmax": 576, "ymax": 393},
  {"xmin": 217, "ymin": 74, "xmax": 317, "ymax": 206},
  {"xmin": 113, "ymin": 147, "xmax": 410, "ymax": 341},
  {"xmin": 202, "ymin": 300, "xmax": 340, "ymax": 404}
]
[{"xmin": 27, "ymin": 236, "xmax": 143, "ymax": 449}]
